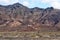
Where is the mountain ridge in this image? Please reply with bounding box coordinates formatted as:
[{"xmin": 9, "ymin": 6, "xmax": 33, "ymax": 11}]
[{"xmin": 0, "ymin": 3, "xmax": 60, "ymax": 32}]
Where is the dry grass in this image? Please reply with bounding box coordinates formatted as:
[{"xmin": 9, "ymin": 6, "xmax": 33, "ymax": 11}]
[
  {"xmin": 0, "ymin": 31, "xmax": 60, "ymax": 37},
  {"xmin": 0, "ymin": 31, "xmax": 60, "ymax": 40}
]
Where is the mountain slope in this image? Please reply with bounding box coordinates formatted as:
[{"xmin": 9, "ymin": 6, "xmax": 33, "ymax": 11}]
[{"xmin": 0, "ymin": 3, "xmax": 60, "ymax": 32}]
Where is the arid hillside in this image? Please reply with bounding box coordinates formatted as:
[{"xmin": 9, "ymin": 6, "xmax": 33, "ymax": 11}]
[{"xmin": 0, "ymin": 3, "xmax": 60, "ymax": 32}]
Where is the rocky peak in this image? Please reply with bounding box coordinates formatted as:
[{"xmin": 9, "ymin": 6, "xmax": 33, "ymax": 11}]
[
  {"xmin": 44, "ymin": 7, "xmax": 54, "ymax": 11},
  {"xmin": 12, "ymin": 3, "xmax": 23, "ymax": 7}
]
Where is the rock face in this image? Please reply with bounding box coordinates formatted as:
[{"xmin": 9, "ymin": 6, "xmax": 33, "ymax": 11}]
[{"xmin": 0, "ymin": 3, "xmax": 60, "ymax": 32}]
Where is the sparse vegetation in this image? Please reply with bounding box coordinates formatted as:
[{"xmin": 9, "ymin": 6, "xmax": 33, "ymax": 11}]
[{"xmin": 0, "ymin": 32, "xmax": 60, "ymax": 40}]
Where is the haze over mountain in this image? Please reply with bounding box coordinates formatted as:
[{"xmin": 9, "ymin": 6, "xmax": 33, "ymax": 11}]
[{"xmin": 0, "ymin": 3, "xmax": 60, "ymax": 32}]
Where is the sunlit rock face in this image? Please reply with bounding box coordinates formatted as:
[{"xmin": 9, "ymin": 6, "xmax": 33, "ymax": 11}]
[
  {"xmin": 8, "ymin": 20, "xmax": 22, "ymax": 27},
  {"xmin": 0, "ymin": 3, "xmax": 60, "ymax": 31}
]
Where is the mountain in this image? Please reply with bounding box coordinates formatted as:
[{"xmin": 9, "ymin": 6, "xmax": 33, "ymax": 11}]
[{"xmin": 0, "ymin": 3, "xmax": 60, "ymax": 32}]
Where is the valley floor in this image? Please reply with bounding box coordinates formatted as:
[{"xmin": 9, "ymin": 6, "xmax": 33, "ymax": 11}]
[{"xmin": 0, "ymin": 32, "xmax": 60, "ymax": 40}]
